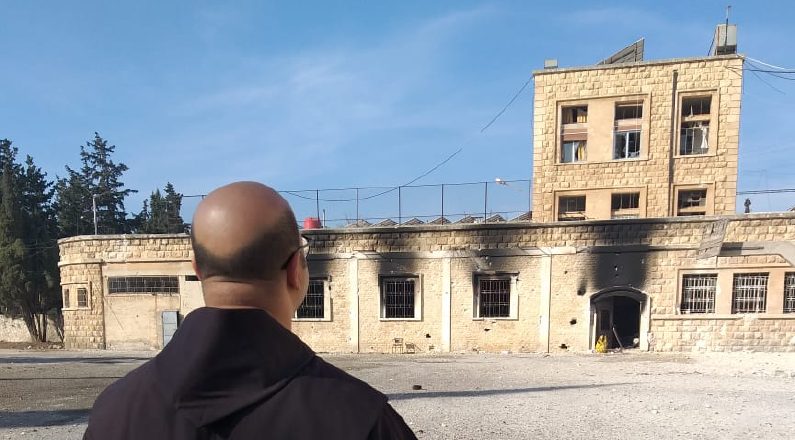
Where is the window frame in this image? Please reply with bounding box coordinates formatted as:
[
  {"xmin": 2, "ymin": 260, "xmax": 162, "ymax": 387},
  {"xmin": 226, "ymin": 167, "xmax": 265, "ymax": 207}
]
[
  {"xmin": 76, "ymin": 287, "xmax": 89, "ymax": 309},
  {"xmin": 679, "ymin": 273, "xmax": 718, "ymax": 314},
  {"xmin": 294, "ymin": 277, "xmax": 332, "ymax": 322},
  {"xmin": 557, "ymin": 195, "xmax": 586, "ymax": 221},
  {"xmin": 558, "ymin": 104, "xmax": 589, "ymax": 165},
  {"xmin": 676, "ymin": 188, "xmax": 709, "ymax": 216},
  {"xmin": 473, "ymin": 274, "xmax": 518, "ymax": 320},
  {"xmin": 561, "ymin": 140, "xmax": 587, "ymax": 163},
  {"xmin": 784, "ymin": 272, "xmax": 795, "ymax": 313},
  {"xmin": 62, "ymin": 288, "xmax": 70, "ymax": 309},
  {"xmin": 379, "ymin": 275, "xmax": 422, "ymax": 321},
  {"xmin": 613, "ymin": 129, "xmax": 642, "ymax": 160},
  {"xmin": 610, "ymin": 192, "xmax": 640, "ymax": 219},
  {"xmin": 680, "ymin": 121, "xmax": 710, "ymax": 156},
  {"xmin": 107, "ymin": 276, "xmax": 181, "ymax": 295},
  {"xmin": 731, "ymin": 272, "xmax": 769, "ymax": 314},
  {"xmin": 675, "ymin": 91, "xmax": 718, "ymax": 158}
]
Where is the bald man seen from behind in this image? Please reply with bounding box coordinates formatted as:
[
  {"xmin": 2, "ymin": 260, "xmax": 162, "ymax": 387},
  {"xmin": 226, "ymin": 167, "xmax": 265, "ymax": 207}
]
[{"xmin": 84, "ymin": 182, "xmax": 417, "ymax": 440}]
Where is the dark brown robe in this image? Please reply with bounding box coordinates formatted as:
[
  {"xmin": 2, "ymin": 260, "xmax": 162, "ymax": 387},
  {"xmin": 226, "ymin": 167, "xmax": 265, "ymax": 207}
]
[{"xmin": 84, "ymin": 307, "xmax": 416, "ymax": 439}]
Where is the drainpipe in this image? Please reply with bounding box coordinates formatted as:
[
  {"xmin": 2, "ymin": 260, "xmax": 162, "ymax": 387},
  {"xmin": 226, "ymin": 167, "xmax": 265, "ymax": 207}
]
[{"xmin": 667, "ymin": 70, "xmax": 679, "ymax": 216}]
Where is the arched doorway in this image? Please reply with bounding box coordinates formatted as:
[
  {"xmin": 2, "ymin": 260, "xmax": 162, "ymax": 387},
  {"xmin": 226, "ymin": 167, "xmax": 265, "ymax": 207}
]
[{"xmin": 590, "ymin": 287, "xmax": 649, "ymax": 350}]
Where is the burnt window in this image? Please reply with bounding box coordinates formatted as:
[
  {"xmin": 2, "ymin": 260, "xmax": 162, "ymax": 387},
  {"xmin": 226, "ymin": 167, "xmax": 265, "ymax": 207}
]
[
  {"xmin": 677, "ymin": 190, "xmax": 707, "ymax": 216},
  {"xmin": 732, "ymin": 273, "xmax": 768, "ymax": 313},
  {"xmin": 681, "ymin": 274, "xmax": 717, "ymax": 314},
  {"xmin": 77, "ymin": 288, "xmax": 88, "ymax": 308},
  {"xmin": 380, "ymin": 277, "xmax": 417, "ymax": 319},
  {"xmin": 558, "ymin": 196, "xmax": 586, "ymax": 221},
  {"xmin": 108, "ymin": 276, "xmax": 180, "ymax": 294},
  {"xmin": 296, "ymin": 279, "xmax": 325, "ymax": 319},
  {"xmin": 476, "ymin": 276, "xmax": 511, "ymax": 318}
]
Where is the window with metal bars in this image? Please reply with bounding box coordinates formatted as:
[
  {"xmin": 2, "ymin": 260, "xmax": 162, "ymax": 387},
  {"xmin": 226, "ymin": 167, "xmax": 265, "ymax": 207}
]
[
  {"xmin": 381, "ymin": 277, "xmax": 417, "ymax": 319},
  {"xmin": 108, "ymin": 276, "xmax": 180, "ymax": 294},
  {"xmin": 784, "ymin": 273, "xmax": 795, "ymax": 313},
  {"xmin": 77, "ymin": 288, "xmax": 88, "ymax": 308},
  {"xmin": 732, "ymin": 273, "xmax": 768, "ymax": 313},
  {"xmin": 680, "ymin": 274, "xmax": 717, "ymax": 314},
  {"xmin": 296, "ymin": 279, "xmax": 325, "ymax": 319},
  {"xmin": 476, "ymin": 277, "xmax": 511, "ymax": 318}
]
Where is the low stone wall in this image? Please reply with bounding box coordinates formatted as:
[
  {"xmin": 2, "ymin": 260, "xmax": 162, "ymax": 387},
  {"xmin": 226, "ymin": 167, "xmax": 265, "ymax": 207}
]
[{"xmin": 0, "ymin": 314, "xmax": 62, "ymax": 343}]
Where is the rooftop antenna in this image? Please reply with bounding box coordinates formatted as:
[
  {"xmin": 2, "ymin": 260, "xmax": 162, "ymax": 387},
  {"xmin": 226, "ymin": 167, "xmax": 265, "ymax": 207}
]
[{"xmin": 725, "ymin": 5, "xmax": 731, "ymax": 48}]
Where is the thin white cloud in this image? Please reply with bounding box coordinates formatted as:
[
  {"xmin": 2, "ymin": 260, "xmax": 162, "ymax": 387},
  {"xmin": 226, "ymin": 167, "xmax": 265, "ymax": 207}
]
[{"xmin": 150, "ymin": 5, "xmax": 500, "ymax": 189}]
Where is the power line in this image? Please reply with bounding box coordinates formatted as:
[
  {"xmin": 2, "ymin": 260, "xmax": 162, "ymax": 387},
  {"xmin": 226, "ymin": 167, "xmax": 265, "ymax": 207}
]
[
  {"xmin": 283, "ymin": 76, "xmax": 533, "ymax": 204},
  {"xmin": 737, "ymin": 188, "xmax": 795, "ymax": 195},
  {"xmin": 744, "ymin": 56, "xmax": 795, "ymax": 72}
]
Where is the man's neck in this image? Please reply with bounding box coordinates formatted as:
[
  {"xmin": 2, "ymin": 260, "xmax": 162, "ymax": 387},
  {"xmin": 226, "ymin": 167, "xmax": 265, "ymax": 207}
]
[{"xmin": 201, "ymin": 279, "xmax": 293, "ymax": 330}]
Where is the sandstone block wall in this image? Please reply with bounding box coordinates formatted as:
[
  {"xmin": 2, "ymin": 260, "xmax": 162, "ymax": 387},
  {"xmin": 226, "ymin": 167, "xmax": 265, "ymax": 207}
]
[
  {"xmin": 59, "ymin": 214, "xmax": 795, "ymax": 352},
  {"xmin": 532, "ymin": 56, "xmax": 743, "ymax": 222}
]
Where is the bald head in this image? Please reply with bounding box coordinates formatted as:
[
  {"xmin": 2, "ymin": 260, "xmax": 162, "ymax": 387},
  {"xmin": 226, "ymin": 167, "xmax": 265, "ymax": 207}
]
[{"xmin": 191, "ymin": 182, "xmax": 300, "ymax": 281}]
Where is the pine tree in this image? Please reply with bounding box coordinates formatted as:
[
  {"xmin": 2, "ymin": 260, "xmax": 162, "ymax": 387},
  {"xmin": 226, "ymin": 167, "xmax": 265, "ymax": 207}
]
[
  {"xmin": 0, "ymin": 140, "xmax": 27, "ymax": 320},
  {"xmin": 55, "ymin": 132, "xmax": 136, "ymax": 236},
  {"xmin": 135, "ymin": 183, "xmax": 186, "ymax": 234},
  {"xmin": 19, "ymin": 155, "xmax": 60, "ymax": 341},
  {"xmin": 0, "ymin": 140, "xmax": 59, "ymax": 341},
  {"xmin": 163, "ymin": 182, "xmax": 185, "ymax": 233}
]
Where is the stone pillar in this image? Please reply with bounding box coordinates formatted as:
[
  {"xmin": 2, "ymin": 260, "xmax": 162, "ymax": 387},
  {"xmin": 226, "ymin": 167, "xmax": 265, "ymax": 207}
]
[
  {"xmin": 441, "ymin": 257, "xmax": 451, "ymax": 352},
  {"xmin": 538, "ymin": 254, "xmax": 552, "ymax": 352},
  {"xmin": 716, "ymin": 270, "xmax": 733, "ymax": 314},
  {"xmin": 767, "ymin": 270, "xmax": 785, "ymax": 314},
  {"xmin": 348, "ymin": 256, "xmax": 360, "ymax": 353}
]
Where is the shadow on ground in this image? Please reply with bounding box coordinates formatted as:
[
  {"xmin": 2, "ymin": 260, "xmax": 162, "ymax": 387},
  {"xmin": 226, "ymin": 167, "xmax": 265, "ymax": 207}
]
[
  {"xmin": 387, "ymin": 382, "xmax": 632, "ymax": 401},
  {"xmin": 0, "ymin": 409, "xmax": 89, "ymax": 428},
  {"xmin": 0, "ymin": 356, "xmax": 150, "ymax": 365}
]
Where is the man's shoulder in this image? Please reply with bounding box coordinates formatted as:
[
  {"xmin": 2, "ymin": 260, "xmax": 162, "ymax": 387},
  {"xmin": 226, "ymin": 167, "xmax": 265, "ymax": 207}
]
[
  {"xmin": 93, "ymin": 359, "xmax": 159, "ymax": 410},
  {"xmin": 299, "ymin": 355, "xmax": 387, "ymax": 401}
]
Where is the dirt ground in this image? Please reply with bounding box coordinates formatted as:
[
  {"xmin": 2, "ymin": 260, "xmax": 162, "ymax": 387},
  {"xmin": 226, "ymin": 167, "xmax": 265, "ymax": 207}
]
[{"xmin": 0, "ymin": 349, "xmax": 793, "ymax": 439}]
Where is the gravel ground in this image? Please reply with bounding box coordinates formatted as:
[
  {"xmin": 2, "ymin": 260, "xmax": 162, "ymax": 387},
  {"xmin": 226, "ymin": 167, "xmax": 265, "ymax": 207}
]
[{"xmin": 1, "ymin": 349, "xmax": 793, "ymax": 439}]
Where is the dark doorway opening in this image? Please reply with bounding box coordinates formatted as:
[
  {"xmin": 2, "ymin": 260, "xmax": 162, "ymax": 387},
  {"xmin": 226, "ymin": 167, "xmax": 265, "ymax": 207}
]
[{"xmin": 612, "ymin": 296, "xmax": 640, "ymax": 348}]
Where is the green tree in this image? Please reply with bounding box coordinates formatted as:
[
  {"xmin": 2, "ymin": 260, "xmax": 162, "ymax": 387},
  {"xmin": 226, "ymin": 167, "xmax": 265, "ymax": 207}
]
[
  {"xmin": 55, "ymin": 132, "xmax": 136, "ymax": 236},
  {"xmin": 135, "ymin": 182, "xmax": 185, "ymax": 233},
  {"xmin": 0, "ymin": 140, "xmax": 59, "ymax": 342}
]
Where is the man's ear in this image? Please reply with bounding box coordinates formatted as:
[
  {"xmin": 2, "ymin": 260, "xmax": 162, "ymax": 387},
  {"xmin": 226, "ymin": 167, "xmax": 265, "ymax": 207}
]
[
  {"xmin": 191, "ymin": 258, "xmax": 202, "ymax": 281},
  {"xmin": 285, "ymin": 251, "xmax": 302, "ymax": 289}
]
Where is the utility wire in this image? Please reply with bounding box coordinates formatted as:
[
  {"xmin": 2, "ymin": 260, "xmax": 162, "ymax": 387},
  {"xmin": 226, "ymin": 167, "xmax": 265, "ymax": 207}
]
[
  {"xmin": 743, "ymin": 56, "xmax": 795, "ymax": 72},
  {"xmin": 284, "ymin": 76, "xmax": 533, "ymax": 203}
]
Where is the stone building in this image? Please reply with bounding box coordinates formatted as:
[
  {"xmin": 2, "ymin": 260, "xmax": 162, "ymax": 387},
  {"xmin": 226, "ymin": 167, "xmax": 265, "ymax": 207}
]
[
  {"xmin": 59, "ymin": 214, "xmax": 795, "ymax": 353},
  {"xmin": 58, "ymin": 38, "xmax": 795, "ymax": 353},
  {"xmin": 532, "ymin": 53, "xmax": 743, "ymax": 222}
]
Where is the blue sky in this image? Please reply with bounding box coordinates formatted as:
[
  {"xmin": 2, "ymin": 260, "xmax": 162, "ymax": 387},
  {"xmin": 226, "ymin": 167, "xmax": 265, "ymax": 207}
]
[{"xmin": 2, "ymin": 1, "xmax": 795, "ymax": 224}]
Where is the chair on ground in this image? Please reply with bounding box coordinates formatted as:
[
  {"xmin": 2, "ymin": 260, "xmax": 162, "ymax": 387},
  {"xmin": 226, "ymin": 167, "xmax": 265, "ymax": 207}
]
[{"xmin": 392, "ymin": 338, "xmax": 404, "ymax": 353}]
